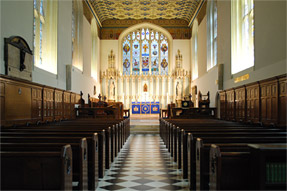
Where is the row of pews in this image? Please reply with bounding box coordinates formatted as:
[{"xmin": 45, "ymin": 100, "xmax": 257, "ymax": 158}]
[
  {"xmin": 160, "ymin": 118, "xmax": 287, "ymax": 190},
  {"xmin": 0, "ymin": 118, "xmax": 130, "ymax": 190}
]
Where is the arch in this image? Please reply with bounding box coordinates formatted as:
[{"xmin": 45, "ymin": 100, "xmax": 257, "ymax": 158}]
[{"xmin": 118, "ymin": 22, "xmax": 173, "ymax": 75}]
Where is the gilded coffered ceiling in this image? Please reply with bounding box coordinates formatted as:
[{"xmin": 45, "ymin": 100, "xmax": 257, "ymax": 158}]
[{"xmin": 88, "ymin": 0, "xmax": 202, "ymax": 23}]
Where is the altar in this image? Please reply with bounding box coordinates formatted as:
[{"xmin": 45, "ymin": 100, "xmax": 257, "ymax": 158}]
[{"xmin": 132, "ymin": 102, "xmax": 160, "ymax": 114}]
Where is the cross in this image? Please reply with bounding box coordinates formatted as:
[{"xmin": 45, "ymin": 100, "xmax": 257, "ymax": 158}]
[{"xmin": 143, "ymin": 44, "xmax": 148, "ymax": 52}]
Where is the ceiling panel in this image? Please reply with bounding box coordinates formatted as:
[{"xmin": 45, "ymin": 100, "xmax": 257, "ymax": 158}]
[{"xmin": 89, "ymin": 0, "xmax": 201, "ymax": 23}]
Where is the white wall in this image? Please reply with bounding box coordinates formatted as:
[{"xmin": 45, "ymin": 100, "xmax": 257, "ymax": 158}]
[
  {"xmin": 70, "ymin": 17, "xmax": 101, "ymax": 101},
  {"xmin": 100, "ymin": 40, "xmax": 119, "ymax": 72},
  {"xmin": 0, "ymin": 0, "xmax": 33, "ymax": 74},
  {"xmin": 173, "ymin": 40, "xmax": 190, "ymax": 72},
  {"xmin": 0, "ymin": 1, "xmax": 102, "ymax": 102},
  {"xmin": 190, "ymin": 0, "xmax": 286, "ymax": 110},
  {"xmin": 223, "ymin": 0, "xmax": 287, "ymax": 89},
  {"xmin": 190, "ymin": 15, "xmax": 219, "ymax": 107},
  {"xmin": 198, "ymin": 16, "xmax": 207, "ymax": 77}
]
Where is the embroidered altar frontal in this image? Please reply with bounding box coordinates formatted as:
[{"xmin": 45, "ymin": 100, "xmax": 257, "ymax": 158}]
[{"xmin": 132, "ymin": 102, "xmax": 160, "ymax": 114}]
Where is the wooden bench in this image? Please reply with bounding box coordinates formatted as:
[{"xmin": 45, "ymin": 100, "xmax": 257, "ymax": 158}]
[
  {"xmin": 1, "ymin": 145, "xmax": 73, "ymax": 190},
  {"xmin": 0, "ymin": 139, "xmax": 88, "ymax": 190},
  {"xmin": 209, "ymin": 144, "xmax": 287, "ymax": 190},
  {"xmin": 190, "ymin": 136, "xmax": 287, "ymax": 191},
  {"xmin": 1, "ymin": 134, "xmax": 101, "ymax": 191}
]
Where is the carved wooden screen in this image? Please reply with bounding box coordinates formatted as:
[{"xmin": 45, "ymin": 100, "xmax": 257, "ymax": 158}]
[
  {"xmin": 235, "ymin": 86, "xmax": 246, "ymax": 122},
  {"xmin": 226, "ymin": 89, "xmax": 235, "ymax": 121},
  {"xmin": 43, "ymin": 87, "xmax": 54, "ymax": 122},
  {"xmin": 260, "ymin": 78, "xmax": 278, "ymax": 126},
  {"xmin": 278, "ymin": 75, "xmax": 287, "ymax": 127},
  {"xmin": 31, "ymin": 86, "xmax": 42, "ymax": 123},
  {"xmin": 219, "ymin": 91, "xmax": 226, "ymax": 120},
  {"xmin": 246, "ymin": 82, "xmax": 260, "ymax": 123},
  {"xmin": 63, "ymin": 92, "xmax": 71, "ymax": 119},
  {"xmin": 54, "ymin": 90, "xmax": 63, "ymax": 120}
]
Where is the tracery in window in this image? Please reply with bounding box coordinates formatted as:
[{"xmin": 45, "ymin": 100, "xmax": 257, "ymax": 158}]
[{"xmin": 122, "ymin": 28, "xmax": 169, "ymax": 75}]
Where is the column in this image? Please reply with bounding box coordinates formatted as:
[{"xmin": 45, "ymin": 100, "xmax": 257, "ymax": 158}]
[
  {"xmin": 105, "ymin": 77, "xmax": 108, "ymax": 98},
  {"xmin": 132, "ymin": 76, "xmax": 136, "ymax": 102},
  {"xmin": 183, "ymin": 77, "xmax": 186, "ymax": 98},
  {"xmin": 161, "ymin": 76, "xmax": 165, "ymax": 107},
  {"xmin": 167, "ymin": 76, "xmax": 170, "ymax": 105},
  {"xmin": 138, "ymin": 76, "xmax": 141, "ymax": 101},
  {"xmin": 167, "ymin": 76, "xmax": 171, "ymax": 101},
  {"xmin": 150, "ymin": 76, "xmax": 153, "ymax": 101},
  {"xmin": 156, "ymin": 76, "xmax": 159, "ymax": 102},
  {"xmin": 126, "ymin": 76, "xmax": 130, "ymax": 109},
  {"xmin": 121, "ymin": 77, "xmax": 124, "ymax": 103},
  {"xmin": 173, "ymin": 78, "xmax": 176, "ymax": 103}
]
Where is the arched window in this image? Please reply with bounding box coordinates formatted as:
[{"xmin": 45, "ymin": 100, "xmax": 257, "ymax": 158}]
[
  {"xmin": 72, "ymin": 0, "xmax": 83, "ymax": 71},
  {"xmin": 207, "ymin": 0, "xmax": 217, "ymax": 71},
  {"xmin": 33, "ymin": 0, "xmax": 58, "ymax": 74},
  {"xmin": 231, "ymin": 0, "xmax": 254, "ymax": 74},
  {"xmin": 122, "ymin": 28, "xmax": 169, "ymax": 75},
  {"xmin": 191, "ymin": 19, "xmax": 199, "ymax": 80}
]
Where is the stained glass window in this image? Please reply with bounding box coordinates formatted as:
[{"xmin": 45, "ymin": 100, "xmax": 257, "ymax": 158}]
[
  {"xmin": 142, "ymin": 39, "xmax": 149, "ymax": 74},
  {"xmin": 160, "ymin": 39, "xmax": 168, "ymax": 75},
  {"xmin": 151, "ymin": 40, "xmax": 158, "ymax": 74},
  {"xmin": 122, "ymin": 28, "xmax": 169, "ymax": 75},
  {"xmin": 132, "ymin": 40, "xmax": 140, "ymax": 74},
  {"xmin": 123, "ymin": 39, "xmax": 131, "ymax": 75}
]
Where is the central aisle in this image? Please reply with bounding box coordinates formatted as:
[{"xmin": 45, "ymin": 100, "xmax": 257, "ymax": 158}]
[{"xmin": 97, "ymin": 134, "xmax": 189, "ymax": 191}]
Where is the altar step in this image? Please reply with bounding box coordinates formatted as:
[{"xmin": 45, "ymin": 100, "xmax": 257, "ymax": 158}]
[
  {"xmin": 130, "ymin": 117, "xmax": 159, "ymax": 134},
  {"xmin": 130, "ymin": 125, "xmax": 159, "ymax": 134}
]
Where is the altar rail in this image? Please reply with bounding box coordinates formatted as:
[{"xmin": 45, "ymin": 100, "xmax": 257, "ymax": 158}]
[
  {"xmin": 0, "ymin": 75, "xmax": 81, "ymax": 127},
  {"xmin": 219, "ymin": 74, "xmax": 286, "ymax": 127}
]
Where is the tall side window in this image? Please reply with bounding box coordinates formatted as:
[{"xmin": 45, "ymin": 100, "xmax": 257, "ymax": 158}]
[
  {"xmin": 33, "ymin": 0, "xmax": 58, "ymax": 74},
  {"xmin": 231, "ymin": 0, "xmax": 254, "ymax": 74},
  {"xmin": 191, "ymin": 19, "xmax": 199, "ymax": 80},
  {"xmin": 122, "ymin": 28, "xmax": 168, "ymax": 75},
  {"xmin": 91, "ymin": 18, "xmax": 99, "ymax": 80},
  {"xmin": 72, "ymin": 0, "xmax": 83, "ymax": 71},
  {"xmin": 207, "ymin": 0, "xmax": 217, "ymax": 71}
]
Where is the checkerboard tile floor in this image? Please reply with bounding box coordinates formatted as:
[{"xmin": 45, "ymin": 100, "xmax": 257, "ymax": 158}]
[{"xmin": 96, "ymin": 134, "xmax": 189, "ymax": 191}]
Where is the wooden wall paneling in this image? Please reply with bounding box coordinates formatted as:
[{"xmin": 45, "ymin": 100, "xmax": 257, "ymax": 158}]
[
  {"xmin": 31, "ymin": 86, "xmax": 42, "ymax": 124},
  {"xmin": 260, "ymin": 78, "xmax": 278, "ymax": 126},
  {"xmin": 75, "ymin": 94, "xmax": 81, "ymax": 104},
  {"xmin": 63, "ymin": 91, "xmax": 71, "ymax": 119},
  {"xmin": 70, "ymin": 93, "xmax": 76, "ymax": 119},
  {"xmin": 246, "ymin": 82, "xmax": 260, "ymax": 124},
  {"xmin": 54, "ymin": 89, "xmax": 64, "ymax": 121},
  {"xmin": 43, "ymin": 87, "xmax": 55, "ymax": 122},
  {"xmin": 0, "ymin": 82, "xmax": 5, "ymax": 125},
  {"xmin": 219, "ymin": 91, "xmax": 226, "ymax": 120},
  {"xmin": 235, "ymin": 86, "xmax": 246, "ymax": 122},
  {"xmin": 278, "ymin": 75, "xmax": 287, "ymax": 127},
  {"xmin": 226, "ymin": 89, "xmax": 235, "ymax": 121},
  {"xmin": 4, "ymin": 80, "xmax": 32, "ymax": 126}
]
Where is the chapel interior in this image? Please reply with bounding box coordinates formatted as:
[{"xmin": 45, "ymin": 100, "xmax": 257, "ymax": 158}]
[{"xmin": 0, "ymin": 0, "xmax": 286, "ymax": 190}]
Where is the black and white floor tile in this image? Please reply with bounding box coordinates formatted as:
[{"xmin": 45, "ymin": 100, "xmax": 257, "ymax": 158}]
[{"xmin": 96, "ymin": 134, "xmax": 189, "ymax": 191}]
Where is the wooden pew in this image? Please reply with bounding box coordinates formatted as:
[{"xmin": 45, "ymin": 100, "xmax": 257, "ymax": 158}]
[
  {"xmin": 1, "ymin": 134, "xmax": 101, "ymax": 191},
  {"xmin": 1, "ymin": 145, "xmax": 73, "ymax": 190},
  {"xmin": 3, "ymin": 121, "xmax": 123, "ymax": 168},
  {"xmin": 0, "ymin": 139, "xmax": 88, "ymax": 191},
  {"xmin": 191, "ymin": 136, "xmax": 287, "ymax": 191},
  {"xmin": 209, "ymin": 144, "xmax": 287, "ymax": 190}
]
